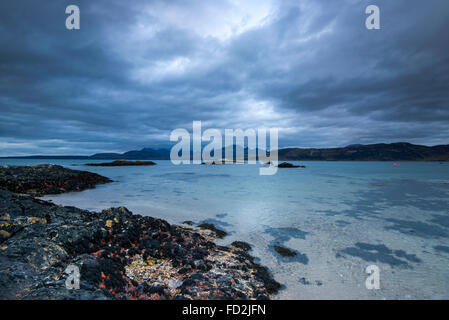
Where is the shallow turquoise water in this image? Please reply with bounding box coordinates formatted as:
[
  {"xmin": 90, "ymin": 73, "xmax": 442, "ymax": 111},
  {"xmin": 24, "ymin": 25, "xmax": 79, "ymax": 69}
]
[{"xmin": 2, "ymin": 159, "xmax": 449, "ymax": 299}]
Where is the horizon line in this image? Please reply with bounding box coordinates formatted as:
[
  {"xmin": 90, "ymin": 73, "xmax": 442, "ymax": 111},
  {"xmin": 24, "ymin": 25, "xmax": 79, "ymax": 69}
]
[{"xmin": 1, "ymin": 141, "xmax": 449, "ymax": 158}]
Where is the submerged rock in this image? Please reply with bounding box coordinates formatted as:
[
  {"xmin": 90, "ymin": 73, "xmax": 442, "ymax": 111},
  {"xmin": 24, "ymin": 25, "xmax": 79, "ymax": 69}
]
[{"xmin": 274, "ymin": 245, "xmax": 297, "ymax": 257}]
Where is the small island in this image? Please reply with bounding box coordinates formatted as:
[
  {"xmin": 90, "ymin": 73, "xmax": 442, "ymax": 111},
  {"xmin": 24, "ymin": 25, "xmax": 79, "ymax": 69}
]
[
  {"xmin": 0, "ymin": 164, "xmax": 111, "ymax": 196},
  {"xmin": 85, "ymin": 160, "xmax": 157, "ymax": 167},
  {"xmin": 277, "ymin": 162, "xmax": 306, "ymax": 168}
]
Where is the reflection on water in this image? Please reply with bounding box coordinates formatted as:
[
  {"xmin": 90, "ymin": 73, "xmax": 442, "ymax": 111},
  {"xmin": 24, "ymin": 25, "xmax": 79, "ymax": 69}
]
[{"xmin": 2, "ymin": 159, "xmax": 449, "ymax": 299}]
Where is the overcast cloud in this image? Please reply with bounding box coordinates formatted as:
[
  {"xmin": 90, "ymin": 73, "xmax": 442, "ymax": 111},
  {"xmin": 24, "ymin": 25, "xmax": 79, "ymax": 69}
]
[{"xmin": 0, "ymin": 0, "xmax": 448, "ymax": 155}]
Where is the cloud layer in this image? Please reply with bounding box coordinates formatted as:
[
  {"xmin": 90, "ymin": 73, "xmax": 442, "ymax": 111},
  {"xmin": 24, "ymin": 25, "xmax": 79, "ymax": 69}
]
[{"xmin": 1, "ymin": 0, "xmax": 448, "ymax": 155}]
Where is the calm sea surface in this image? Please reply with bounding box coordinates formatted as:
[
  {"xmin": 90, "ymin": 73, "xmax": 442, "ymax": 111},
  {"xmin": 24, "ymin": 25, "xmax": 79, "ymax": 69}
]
[{"xmin": 2, "ymin": 159, "xmax": 449, "ymax": 299}]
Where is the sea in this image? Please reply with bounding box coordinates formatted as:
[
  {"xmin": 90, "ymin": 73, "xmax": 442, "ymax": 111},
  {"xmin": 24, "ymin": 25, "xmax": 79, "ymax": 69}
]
[{"xmin": 1, "ymin": 158, "xmax": 449, "ymax": 299}]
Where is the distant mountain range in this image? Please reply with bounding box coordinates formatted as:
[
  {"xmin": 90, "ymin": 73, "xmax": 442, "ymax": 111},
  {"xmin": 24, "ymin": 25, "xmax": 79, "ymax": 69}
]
[
  {"xmin": 2, "ymin": 143, "xmax": 449, "ymax": 161},
  {"xmin": 0, "ymin": 148, "xmax": 171, "ymax": 160}
]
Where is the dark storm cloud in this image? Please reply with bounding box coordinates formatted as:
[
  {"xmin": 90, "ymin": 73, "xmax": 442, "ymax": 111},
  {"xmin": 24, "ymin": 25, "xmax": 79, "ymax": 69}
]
[{"xmin": 0, "ymin": 0, "xmax": 448, "ymax": 155}]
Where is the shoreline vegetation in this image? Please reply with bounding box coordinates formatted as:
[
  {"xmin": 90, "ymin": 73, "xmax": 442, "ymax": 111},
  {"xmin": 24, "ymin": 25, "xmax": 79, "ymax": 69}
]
[{"xmin": 0, "ymin": 164, "xmax": 281, "ymax": 300}]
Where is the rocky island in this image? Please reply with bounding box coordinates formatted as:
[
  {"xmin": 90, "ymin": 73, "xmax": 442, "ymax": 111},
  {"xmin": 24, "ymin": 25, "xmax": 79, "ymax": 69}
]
[
  {"xmin": 85, "ymin": 160, "xmax": 157, "ymax": 167},
  {"xmin": 0, "ymin": 164, "xmax": 112, "ymax": 196},
  {"xmin": 277, "ymin": 162, "xmax": 306, "ymax": 168},
  {"xmin": 0, "ymin": 165, "xmax": 280, "ymax": 300}
]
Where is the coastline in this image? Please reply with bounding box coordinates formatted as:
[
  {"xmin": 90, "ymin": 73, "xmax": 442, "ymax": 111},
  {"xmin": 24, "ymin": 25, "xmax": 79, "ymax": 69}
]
[{"xmin": 0, "ymin": 164, "xmax": 280, "ymax": 300}]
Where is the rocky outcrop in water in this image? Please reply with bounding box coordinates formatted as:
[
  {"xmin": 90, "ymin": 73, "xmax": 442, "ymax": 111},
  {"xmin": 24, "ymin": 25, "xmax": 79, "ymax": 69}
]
[
  {"xmin": 0, "ymin": 164, "xmax": 112, "ymax": 196},
  {"xmin": 274, "ymin": 245, "xmax": 297, "ymax": 257},
  {"xmin": 85, "ymin": 160, "xmax": 156, "ymax": 167},
  {"xmin": 277, "ymin": 162, "xmax": 305, "ymax": 168}
]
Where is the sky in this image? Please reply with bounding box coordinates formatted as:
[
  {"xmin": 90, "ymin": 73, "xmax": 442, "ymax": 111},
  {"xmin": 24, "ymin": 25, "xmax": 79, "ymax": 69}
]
[{"xmin": 0, "ymin": 0, "xmax": 448, "ymax": 155}]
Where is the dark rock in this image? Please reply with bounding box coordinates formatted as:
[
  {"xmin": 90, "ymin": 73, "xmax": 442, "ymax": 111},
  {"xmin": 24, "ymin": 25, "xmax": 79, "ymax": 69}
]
[
  {"xmin": 233, "ymin": 250, "xmax": 281, "ymax": 295},
  {"xmin": 0, "ymin": 164, "xmax": 111, "ymax": 196},
  {"xmin": 197, "ymin": 223, "xmax": 228, "ymax": 238},
  {"xmin": 231, "ymin": 241, "xmax": 252, "ymax": 252},
  {"xmin": 274, "ymin": 245, "xmax": 297, "ymax": 257},
  {"xmin": 252, "ymin": 263, "xmax": 281, "ymax": 294},
  {"xmin": 85, "ymin": 160, "xmax": 156, "ymax": 167},
  {"xmin": 277, "ymin": 162, "xmax": 305, "ymax": 168}
]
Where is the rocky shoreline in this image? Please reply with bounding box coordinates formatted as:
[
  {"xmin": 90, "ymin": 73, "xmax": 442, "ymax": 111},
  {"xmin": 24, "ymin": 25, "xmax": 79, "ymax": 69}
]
[
  {"xmin": 0, "ymin": 165, "xmax": 280, "ymax": 300},
  {"xmin": 0, "ymin": 164, "xmax": 112, "ymax": 196}
]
